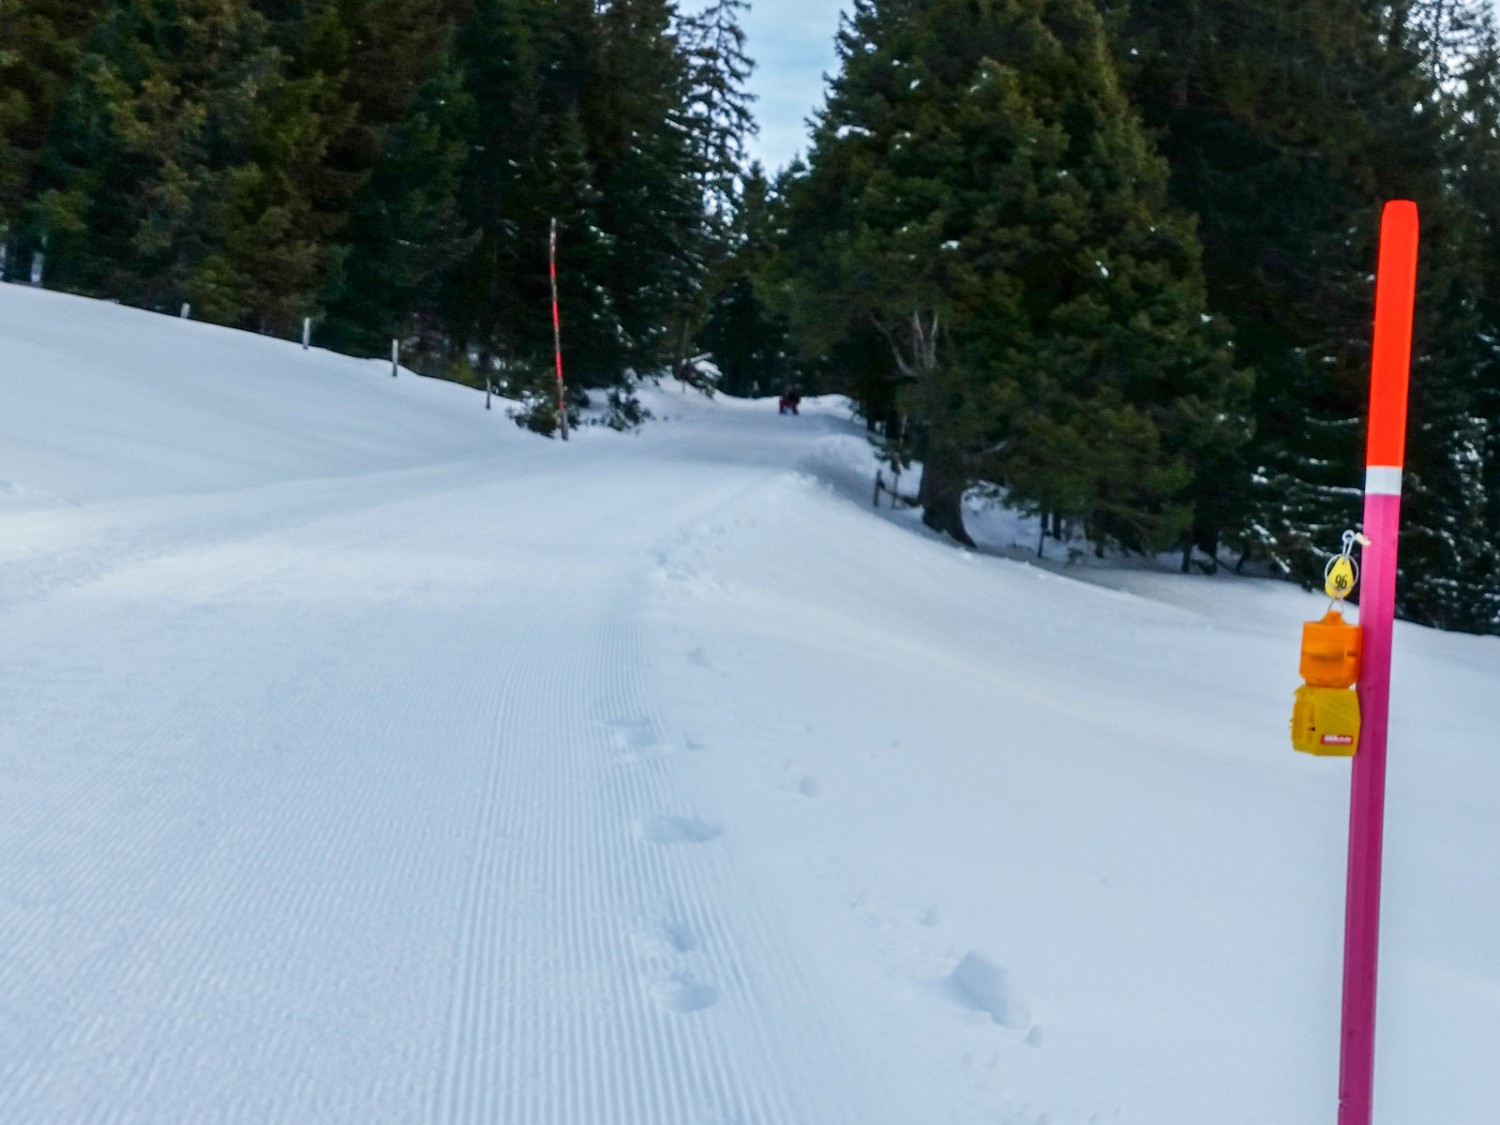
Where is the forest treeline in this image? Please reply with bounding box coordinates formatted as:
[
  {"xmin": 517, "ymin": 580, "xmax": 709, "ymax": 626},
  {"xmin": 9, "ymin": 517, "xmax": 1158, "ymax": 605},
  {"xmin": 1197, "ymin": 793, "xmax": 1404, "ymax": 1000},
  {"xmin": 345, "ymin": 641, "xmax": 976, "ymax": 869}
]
[
  {"xmin": 0, "ymin": 0, "xmax": 756, "ymax": 408},
  {"xmin": 2, "ymin": 0, "xmax": 1498, "ymax": 633}
]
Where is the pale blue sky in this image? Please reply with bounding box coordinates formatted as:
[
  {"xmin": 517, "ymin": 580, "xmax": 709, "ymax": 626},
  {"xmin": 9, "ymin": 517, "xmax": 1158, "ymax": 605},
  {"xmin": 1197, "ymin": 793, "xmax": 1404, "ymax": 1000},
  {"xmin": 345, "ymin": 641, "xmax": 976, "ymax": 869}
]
[{"xmin": 704, "ymin": 0, "xmax": 848, "ymax": 172}]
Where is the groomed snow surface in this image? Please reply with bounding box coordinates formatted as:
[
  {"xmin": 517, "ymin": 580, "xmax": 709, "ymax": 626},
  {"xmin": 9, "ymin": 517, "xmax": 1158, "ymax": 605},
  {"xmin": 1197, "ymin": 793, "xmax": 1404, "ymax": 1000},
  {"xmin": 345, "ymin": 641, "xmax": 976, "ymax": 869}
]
[{"xmin": 1, "ymin": 283, "xmax": 1496, "ymax": 1124}]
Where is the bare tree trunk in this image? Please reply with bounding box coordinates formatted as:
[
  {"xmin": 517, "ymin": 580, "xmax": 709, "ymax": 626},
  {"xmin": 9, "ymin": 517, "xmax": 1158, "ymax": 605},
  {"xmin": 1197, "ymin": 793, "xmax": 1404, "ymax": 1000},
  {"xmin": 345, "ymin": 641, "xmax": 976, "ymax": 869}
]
[
  {"xmin": 880, "ymin": 309, "xmax": 977, "ymax": 548},
  {"xmin": 919, "ymin": 445, "xmax": 976, "ymax": 547}
]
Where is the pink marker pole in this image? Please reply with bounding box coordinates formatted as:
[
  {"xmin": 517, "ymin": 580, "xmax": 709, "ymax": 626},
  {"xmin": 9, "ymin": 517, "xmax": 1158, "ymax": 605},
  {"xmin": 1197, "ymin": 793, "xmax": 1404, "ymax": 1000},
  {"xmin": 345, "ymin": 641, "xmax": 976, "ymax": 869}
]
[{"xmin": 1338, "ymin": 200, "xmax": 1418, "ymax": 1125}]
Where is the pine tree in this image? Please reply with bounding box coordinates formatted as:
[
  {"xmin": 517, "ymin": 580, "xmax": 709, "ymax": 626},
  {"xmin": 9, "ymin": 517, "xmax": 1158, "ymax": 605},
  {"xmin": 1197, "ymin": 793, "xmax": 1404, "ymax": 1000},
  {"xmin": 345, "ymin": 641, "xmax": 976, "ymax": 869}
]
[
  {"xmin": 320, "ymin": 46, "xmax": 475, "ymax": 361},
  {"xmin": 446, "ymin": 0, "xmax": 624, "ymax": 385},
  {"xmin": 444, "ymin": 0, "xmax": 713, "ymax": 388},
  {"xmin": 700, "ymin": 164, "xmax": 795, "ymax": 396},
  {"xmin": 0, "ymin": 0, "xmax": 99, "ymax": 275},
  {"xmin": 1403, "ymin": 5, "xmax": 1500, "ymax": 631},
  {"xmin": 588, "ymin": 0, "xmax": 703, "ymax": 374},
  {"xmin": 216, "ymin": 63, "xmax": 344, "ymax": 333},
  {"xmin": 279, "ymin": 0, "xmax": 460, "ymax": 305},
  {"xmin": 531, "ymin": 106, "xmax": 623, "ymax": 386},
  {"xmin": 1105, "ymin": 0, "xmax": 1499, "ymax": 625},
  {"xmin": 673, "ymin": 0, "xmax": 758, "ymax": 369},
  {"xmin": 30, "ymin": 0, "xmax": 286, "ymax": 318},
  {"xmin": 444, "ymin": 0, "xmax": 543, "ymax": 368},
  {"xmin": 770, "ymin": 0, "xmax": 1245, "ymax": 549},
  {"xmin": 679, "ymin": 0, "xmax": 756, "ymax": 223},
  {"xmin": 1104, "ymin": 0, "xmax": 1465, "ymax": 579}
]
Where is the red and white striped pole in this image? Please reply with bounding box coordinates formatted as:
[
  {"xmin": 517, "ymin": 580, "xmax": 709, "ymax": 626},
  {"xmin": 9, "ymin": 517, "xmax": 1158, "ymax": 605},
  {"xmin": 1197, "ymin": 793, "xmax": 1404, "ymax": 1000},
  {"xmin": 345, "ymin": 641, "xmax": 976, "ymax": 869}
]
[
  {"xmin": 550, "ymin": 217, "xmax": 568, "ymax": 441},
  {"xmin": 1338, "ymin": 200, "xmax": 1418, "ymax": 1125}
]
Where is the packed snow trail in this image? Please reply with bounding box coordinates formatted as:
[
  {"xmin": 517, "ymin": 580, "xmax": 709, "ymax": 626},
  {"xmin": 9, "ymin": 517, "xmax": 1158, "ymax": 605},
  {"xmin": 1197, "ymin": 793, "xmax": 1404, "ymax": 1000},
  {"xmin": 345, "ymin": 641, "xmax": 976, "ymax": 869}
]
[
  {"xmin": 0, "ymin": 287, "xmax": 879, "ymax": 1122},
  {"xmin": 0, "ymin": 449, "xmax": 883, "ymax": 1123}
]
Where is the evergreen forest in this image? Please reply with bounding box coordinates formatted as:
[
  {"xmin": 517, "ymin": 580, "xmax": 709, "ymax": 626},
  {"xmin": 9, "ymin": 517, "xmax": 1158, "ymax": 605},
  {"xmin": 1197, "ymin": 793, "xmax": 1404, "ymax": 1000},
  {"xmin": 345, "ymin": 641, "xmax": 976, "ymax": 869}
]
[{"xmin": 2, "ymin": 0, "xmax": 1499, "ymax": 633}]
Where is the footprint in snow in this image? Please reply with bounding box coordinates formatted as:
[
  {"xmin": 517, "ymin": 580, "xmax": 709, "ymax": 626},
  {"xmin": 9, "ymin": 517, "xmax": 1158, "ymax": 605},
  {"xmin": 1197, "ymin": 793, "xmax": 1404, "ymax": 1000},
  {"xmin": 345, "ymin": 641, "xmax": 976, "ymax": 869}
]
[
  {"xmin": 947, "ymin": 950, "xmax": 1032, "ymax": 1030},
  {"xmin": 638, "ymin": 815, "xmax": 721, "ymax": 844},
  {"xmin": 607, "ymin": 718, "xmax": 657, "ymax": 750},
  {"xmin": 633, "ymin": 919, "xmax": 698, "ymax": 958},
  {"xmin": 607, "ymin": 718, "xmax": 676, "ymax": 763},
  {"xmin": 648, "ymin": 971, "xmax": 718, "ymax": 1014}
]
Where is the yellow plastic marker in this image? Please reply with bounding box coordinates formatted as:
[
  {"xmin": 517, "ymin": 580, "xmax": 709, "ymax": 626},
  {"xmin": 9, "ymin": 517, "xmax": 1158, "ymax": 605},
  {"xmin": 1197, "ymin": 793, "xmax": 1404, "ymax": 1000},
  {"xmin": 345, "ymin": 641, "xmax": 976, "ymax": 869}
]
[
  {"xmin": 1292, "ymin": 684, "xmax": 1362, "ymax": 756},
  {"xmin": 1293, "ymin": 530, "xmax": 1369, "ymax": 757}
]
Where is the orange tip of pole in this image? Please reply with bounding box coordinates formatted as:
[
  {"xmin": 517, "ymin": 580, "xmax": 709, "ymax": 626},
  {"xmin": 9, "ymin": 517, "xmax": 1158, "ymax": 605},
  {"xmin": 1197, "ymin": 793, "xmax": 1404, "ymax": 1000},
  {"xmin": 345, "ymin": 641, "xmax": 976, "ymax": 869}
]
[{"xmin": 1367, "ymin": 201, "xmax": 1419, "ymax": 471}]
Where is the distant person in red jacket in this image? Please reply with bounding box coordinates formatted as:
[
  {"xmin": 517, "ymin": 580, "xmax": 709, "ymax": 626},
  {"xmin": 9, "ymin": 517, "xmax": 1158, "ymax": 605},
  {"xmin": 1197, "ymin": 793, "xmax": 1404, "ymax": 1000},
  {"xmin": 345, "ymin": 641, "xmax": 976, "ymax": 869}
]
[{"xmin": 778, "ymin": 387, "xmax": 801, "ymax": 415}]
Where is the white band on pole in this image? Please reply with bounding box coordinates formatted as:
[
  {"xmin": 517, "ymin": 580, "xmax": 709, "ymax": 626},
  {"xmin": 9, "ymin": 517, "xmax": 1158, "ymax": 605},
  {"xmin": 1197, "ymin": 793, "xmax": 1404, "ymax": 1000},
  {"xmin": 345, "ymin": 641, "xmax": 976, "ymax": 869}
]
[{"xmin": 1364, "ymin": 466, "xmax": 1403, "ymax": 496}]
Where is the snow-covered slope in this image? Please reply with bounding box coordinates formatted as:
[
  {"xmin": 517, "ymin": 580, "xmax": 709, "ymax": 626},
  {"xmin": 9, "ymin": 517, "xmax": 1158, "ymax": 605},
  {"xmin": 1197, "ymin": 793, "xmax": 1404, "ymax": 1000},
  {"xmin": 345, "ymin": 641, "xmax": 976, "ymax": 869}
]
[
  {"xmin": 1, "ymin": 282, "xmax": 1496, "ymax": 1124},
  {"xmin": 0, "ymin": 285, "xmax": 498, "ymax": 504}
]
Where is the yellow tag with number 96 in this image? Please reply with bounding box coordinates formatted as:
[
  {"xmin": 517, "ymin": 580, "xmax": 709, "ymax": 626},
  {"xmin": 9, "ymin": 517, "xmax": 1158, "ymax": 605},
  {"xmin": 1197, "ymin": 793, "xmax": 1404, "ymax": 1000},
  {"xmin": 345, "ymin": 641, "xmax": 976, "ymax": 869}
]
[{"xmin": 1325, "ymin": 555, "xmax": 1357, "ymax": 600}]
